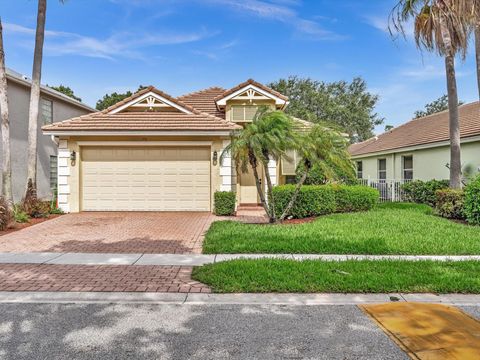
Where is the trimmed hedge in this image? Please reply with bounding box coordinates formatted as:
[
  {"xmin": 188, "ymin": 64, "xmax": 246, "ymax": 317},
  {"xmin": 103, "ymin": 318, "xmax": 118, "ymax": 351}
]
[
  {"xmin": 465, "ymin": 175, "xmax": 480, "ymax": 225},
  {"xmin": 435, "ymin": 189, "xmax": 465, "ymax": 220},
  {"xmin": 332, "ymin": 185, "xmax": 379, "ymax": 213},
  {"xmin": 214, "ymin": 191, "xmax": 236, "ymax": 216},
  {"xmin": 272, "ymin": 185, "xmax": 378, "ymax": 219},
  {"xmin": 402, "ymin": 179, "xmax": 449, "ymax": 206}
]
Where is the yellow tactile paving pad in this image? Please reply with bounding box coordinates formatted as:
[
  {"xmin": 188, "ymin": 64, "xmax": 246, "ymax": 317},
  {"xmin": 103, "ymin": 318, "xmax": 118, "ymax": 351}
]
[{"xmin": 360, "ymin": 303, "xmax": 480, "ymax": 359}]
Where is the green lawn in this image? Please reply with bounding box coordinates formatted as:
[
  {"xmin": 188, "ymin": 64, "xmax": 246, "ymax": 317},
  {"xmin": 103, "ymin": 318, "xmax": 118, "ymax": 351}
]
[
  {"xmin": 192, "ymin": 259, "xmax": 480, "ymax": 293},
  {"xmin": 203, "ymin": 203, "xmax": 480, "ymax": 255}
]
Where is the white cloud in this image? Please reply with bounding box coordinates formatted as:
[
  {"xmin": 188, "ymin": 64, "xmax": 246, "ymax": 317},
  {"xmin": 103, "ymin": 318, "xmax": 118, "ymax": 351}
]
[
  {"xmin": 204, "ymin": 0, "xmax": 343, "ymax": 40},
  {"xmin": 4, "ymin": 22, "xmax": 217, "ymax": 60}
]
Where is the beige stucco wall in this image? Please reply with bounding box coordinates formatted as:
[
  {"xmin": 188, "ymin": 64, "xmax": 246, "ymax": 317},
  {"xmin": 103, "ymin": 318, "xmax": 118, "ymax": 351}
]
[
  {"xmin": 353, "ymin": 140, "xmax": 480, "ymax": 181},
  {"xmin": 58, "ymin": 135, "xmax": 232, "ymax": 213}
]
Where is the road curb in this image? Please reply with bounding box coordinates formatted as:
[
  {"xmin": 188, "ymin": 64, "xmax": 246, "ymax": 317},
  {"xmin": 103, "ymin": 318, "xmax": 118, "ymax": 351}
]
[{"xmin": 0, "ymin": 292, "xmax": 479, "ymax": 305}]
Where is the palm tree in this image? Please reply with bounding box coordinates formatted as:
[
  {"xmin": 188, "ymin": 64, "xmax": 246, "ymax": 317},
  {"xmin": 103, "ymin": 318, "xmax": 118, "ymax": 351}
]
[
  {"xmin": 278, "ymin": 125, "xmax": 353, "ymax": 222},
  {"xmin": 391, "ymin": 0, "xmax": 469, "ymax": 189},
  {"xmin": 0, "ymin": 19, "xmax": 12, "ymax": 203},
  {"xmin": 222, "ymin": 109, "xmax": 296, "ymax": 223},
  {"xmin": 25, "ymin": 0, "xmax": 48, "ymax": 203}
]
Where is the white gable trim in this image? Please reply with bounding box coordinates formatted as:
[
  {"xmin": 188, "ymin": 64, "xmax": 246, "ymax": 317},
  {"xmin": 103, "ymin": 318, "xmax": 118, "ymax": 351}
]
[
  {"xmin": 216, "ymin": 84, "xmax": 287, "ymax": 107},
  {"xmin": 109, "ymin": 91, "xmax": 192, "ymax": 114}
]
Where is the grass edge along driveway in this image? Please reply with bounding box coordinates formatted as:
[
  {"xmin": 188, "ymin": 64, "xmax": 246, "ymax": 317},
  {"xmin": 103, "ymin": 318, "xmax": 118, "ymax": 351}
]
[
  {"xmin": 192, "ymin": 259, "xmax": 480, "ymax": 293},
  {"xmin": 203, "ymin": 203, "xmax": 480, "ymax": 255}
]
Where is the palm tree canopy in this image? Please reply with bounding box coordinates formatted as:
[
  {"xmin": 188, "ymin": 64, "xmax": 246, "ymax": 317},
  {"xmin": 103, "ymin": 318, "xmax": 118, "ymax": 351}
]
[
  {"xmin": 221, "ymin": 108, "xmax": 297, "ymax": 174},
  {"xmin": 391, "ymin": 0, "xmax": 470, "ymax": 58}
]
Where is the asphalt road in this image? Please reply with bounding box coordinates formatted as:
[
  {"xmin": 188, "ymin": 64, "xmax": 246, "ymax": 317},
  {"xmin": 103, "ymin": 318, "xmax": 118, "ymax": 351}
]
[{"xmin": 0, "ymin": 303, "xmax": 411, "ymax": 360}]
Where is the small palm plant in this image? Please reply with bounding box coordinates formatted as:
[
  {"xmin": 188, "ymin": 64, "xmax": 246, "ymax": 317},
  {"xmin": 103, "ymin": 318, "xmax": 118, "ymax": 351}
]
[
  {"xmin": 222, "ymin": 108, "xmax": 297, "ymax": 223},
  {"xmin": 278, "ymin": 125, "xmax": 353, "ymax": 221}
]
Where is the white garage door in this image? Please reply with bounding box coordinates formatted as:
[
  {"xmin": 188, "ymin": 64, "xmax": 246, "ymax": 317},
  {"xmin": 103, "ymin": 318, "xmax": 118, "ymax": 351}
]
[{"xmin": 81, "ymin": 147, "xmax": 211, "ymax": 211}]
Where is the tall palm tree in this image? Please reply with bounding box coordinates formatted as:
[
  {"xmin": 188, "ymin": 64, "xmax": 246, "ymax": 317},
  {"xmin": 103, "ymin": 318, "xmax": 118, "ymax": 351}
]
[
  {"xmin": 0, "ymin": 18, "xmax": 12, "ymax": 203},
  {"xmin": 25, "ymin": 0, "xmax": 48, "ymax": 203},
  {"xmin": 278, "ymin": 125, "xmax": 353, "ymax": 222},
  {"xmin": 222, "ymin": 109, "xmax": 296, "ymax": 223},
  {"xmin": 391, "ymin": 0, "xmax": 469, "ymax": 189}
]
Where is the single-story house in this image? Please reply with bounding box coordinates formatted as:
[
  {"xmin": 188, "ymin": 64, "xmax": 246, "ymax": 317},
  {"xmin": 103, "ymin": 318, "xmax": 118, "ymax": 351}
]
[
  {"xmin": 349, "ymin": 102, "xmax": 480, "ymax": 182},
  {"xmin": 42, "ymin": 79, "xmax": 301, "ymax": 213},
  {"xmin": 1, "ymin": 68, "xmax": 95, "ymax": 202}
]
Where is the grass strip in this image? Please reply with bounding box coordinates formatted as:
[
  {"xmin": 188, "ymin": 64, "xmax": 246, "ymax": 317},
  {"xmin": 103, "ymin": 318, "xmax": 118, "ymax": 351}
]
[
  {"xmin": 203, "ymin": 203, "xmax": 480, "ymax": 255},
  {"xmin": 192, "ymin": 259, "xmax": 480, "ymax": 293}
]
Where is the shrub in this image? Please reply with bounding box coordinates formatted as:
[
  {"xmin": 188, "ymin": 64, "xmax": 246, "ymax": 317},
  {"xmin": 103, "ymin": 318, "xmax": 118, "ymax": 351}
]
[
  {"xmin": 272, "ymin": 185, "xmax": 336, "ymax": 219},
  {"xmin": 332, "ymin": 185, "xmax": 379, "ymax": 212},
  {"xmin": 13, "ymin": 204, "xmax": 29, "ymax": 223},
  {"xmin": 214, "ymin": 191, "xmax": 236, "ymax": 216},
  {"xmin": 435, "ymin": 189, "xmax": 465, "ymax": 220},
  {"xmin": 0, "ymin": 198, "xmax": 13, "ymax": 231},
  {"xmin": 402, "ymin": 179, "xmax": 449, "ymax": 206},
  {"xmin": 296, "ymin": 161, "xmax": 358, "ymax": 185},
  {"xmin": 464, "ymin": 175, "xmax": 480, "ymax": 225},
  {"xmin": 26, "ymin": 201, "xmax": 51, "ymax": 219}
]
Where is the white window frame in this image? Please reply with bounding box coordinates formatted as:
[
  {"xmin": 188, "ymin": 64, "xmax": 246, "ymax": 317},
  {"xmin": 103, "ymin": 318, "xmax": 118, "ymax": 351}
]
[
  {"xmin": 378, "ymin": 158, "xmax": 387, "ymax": 181},
  {"xmin": 230, "ymin": 105, "xmax": 259, "ymax": 122},
  {"xmin": 402, "ymin": 155, "xmax": 413, "ymax": 180},
  {"xmin": 356, "ymin": 161, "xmax": 363, "ymax": 179}
]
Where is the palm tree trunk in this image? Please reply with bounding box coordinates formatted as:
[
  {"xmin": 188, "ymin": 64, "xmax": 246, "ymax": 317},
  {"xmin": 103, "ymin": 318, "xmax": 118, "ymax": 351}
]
[
  {"xmin": 249, "ymin": 151, "xmax": 271, "ymax": 220},
  {"xmin": 25, "ymin": 0, "xmax": 47, "ymax": 198},
  {"xmin": 278, "ymin": 162, "xmax": 310, "ymax": 222},
  {"xmin": 476, "ymin": 25, "xmax": 480, "ymax": 100},
  {"xmin": 0, "ymin": 19, "xmax": 12, "ymax": 203},
  {"xmin": 261, "ymin": 153, "xmax": 276, "ymax": 223},
  {"xmin": 444, "ymin": 53, "xmax": 462, "ymax": 189}
]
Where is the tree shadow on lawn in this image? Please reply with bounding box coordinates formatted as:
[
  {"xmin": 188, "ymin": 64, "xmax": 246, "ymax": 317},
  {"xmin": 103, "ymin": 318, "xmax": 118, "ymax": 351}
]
[{"xmin": 0, "ymin": 302, "xmax": 408, "ymax": 359}]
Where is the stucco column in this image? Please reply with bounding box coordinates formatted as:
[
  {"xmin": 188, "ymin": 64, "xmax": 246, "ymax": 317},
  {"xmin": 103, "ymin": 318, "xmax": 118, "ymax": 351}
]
[
  {"xmin": 219, "ymin": 139, "xmax": 234, "ymax": 192},
  {"xmin": 57, "ymin": 139, "xmax": 70, "ymax": 213}
]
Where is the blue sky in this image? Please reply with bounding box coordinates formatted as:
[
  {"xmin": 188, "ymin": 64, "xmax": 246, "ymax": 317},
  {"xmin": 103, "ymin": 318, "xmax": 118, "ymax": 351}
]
[{"xmin": 2, "ymin": 0, "xmax": 478, "ymax": 133}]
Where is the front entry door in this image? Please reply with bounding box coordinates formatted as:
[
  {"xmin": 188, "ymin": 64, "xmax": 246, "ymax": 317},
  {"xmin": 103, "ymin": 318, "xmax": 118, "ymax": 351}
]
[{"xmin": 239, "ymin": 166, "xmax": 263, "ymax": 204}]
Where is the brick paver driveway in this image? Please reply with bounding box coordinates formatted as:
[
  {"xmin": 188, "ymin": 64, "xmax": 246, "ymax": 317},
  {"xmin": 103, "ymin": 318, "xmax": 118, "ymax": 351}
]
[{"xmin": 0, "ymin": 212, "xmax": 216, "ymax": 254}]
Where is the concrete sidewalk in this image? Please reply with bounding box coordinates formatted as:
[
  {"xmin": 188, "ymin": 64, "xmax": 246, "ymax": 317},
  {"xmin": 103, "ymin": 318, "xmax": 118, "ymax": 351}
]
[
  {"xmin": 0, "ymin": 291, "xmax": 479, "ymax": 305},
  {"xmin": 1, "ymin": 252, "xmax": 480, "ymax": 266}
]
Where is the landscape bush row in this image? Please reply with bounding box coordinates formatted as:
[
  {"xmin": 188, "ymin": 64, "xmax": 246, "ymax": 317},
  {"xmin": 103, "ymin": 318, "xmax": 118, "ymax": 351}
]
[
  {"xmin": 402, "ymin": 177, "xmax": 480, "ymax": 225},
  {"xmin": 271, "ymin": 184, "xmax": 379, "ymax": 219}
]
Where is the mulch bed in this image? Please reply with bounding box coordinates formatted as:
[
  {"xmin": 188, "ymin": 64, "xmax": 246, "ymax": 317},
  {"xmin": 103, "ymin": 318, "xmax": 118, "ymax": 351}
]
[{"xmin": 0, "ymin": 215, "xmax": 61, "ymax": 237}]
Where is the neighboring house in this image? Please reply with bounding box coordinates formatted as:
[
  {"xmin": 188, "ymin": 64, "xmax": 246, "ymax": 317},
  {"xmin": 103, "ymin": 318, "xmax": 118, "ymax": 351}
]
[
  {"xmin": 349, "ymin": 102, "xmax": 480, "ymax": 182},
  {"xmin": 43, "ymin": 79, "xmax": 302, "ymax": 213},
  {"xmin": 0, "ymin": 68, "xmax": 95, "ymax": 202}
]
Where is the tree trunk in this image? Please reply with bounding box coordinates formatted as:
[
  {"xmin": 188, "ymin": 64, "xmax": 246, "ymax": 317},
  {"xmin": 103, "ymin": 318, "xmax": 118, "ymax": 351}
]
[
  {"xmin": 278, "ymin": 162, "xmax": 310, "ymax": 222},
  {"xmin": 476, "ymin": 25, "xmax": 480, "ymax": 100},
  {"xmin": 444, "ymin": 54, "xmax": 462, "ymax": 188},
  {"xmin": 249, "ymin": 151, "xmax": 271, "ymax": 220},
  {"xmin": 262, "ymin": 152, "xmax": 276, "ymax": 223},
  {"xmin": 25, "ymin": 0, "xmax": 47, "ymax": 197},
  {"xmin": 440, "ymin": 17, "xmax": 462, "ymax": 189},
  {"xmin": 0, "ymin": 19, "xmax": 12, "ymax": 203}
]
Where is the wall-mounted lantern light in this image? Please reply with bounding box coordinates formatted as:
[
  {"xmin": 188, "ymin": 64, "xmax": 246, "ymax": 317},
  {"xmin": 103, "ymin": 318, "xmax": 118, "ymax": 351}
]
[
  {"xmin": 70, "ymin": 151, "xmax": 77, "ymax": 166},
  {"xmin": 213, "ymin": 150, "xmax": 218, "ymax": 166}
]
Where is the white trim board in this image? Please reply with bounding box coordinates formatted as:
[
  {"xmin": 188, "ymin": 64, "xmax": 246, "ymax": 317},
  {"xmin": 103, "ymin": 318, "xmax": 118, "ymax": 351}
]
[
  {"xmin": 44, "ymin": 131, "xmax": 233, "ymax": 136},
  {"xmin": 76, "ymin": 141, "xmax": 213, "ymax": 147},
  {"xmin": 216, "ymin": 84, "xmax": 287, "ymax": 107},
  {"xmin": 108, "ymin": 91, "xmax": 192, "ymax": 115}
]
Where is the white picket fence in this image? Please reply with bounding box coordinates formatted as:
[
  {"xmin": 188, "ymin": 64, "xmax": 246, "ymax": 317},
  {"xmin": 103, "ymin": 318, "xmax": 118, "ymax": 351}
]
[{"xmin": 358, "ymin": 179, "xmax": 412, "ymax": 202}]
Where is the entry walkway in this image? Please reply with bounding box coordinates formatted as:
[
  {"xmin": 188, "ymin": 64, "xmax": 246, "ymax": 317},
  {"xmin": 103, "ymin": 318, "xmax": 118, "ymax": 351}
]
[{"xmin": 1, "ymin": 252, "xmax": 480, "ymax": 266}]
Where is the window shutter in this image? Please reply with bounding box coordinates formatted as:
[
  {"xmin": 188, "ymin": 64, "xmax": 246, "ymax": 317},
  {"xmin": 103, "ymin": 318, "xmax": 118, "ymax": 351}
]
[
  {"xmin": 231, "ymin": 106, "xmax": 244, "ymax": 121},
  {"xmin": 244, "ymin": 106, "xmax": 258, "ymax": 121}
]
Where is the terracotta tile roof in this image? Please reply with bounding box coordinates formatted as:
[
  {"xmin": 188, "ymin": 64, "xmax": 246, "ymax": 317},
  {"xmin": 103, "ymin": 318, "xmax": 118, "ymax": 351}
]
[
  {"xmin": 42, "ymin": 112, "xmax": 240, "ymax": 132},
  {"xmin": 214, "ymin": 79, "xmax": 289, "ymax": 102},
  {"xmin": 42, "ymin": 86, "xmax": 240, "ymax": 133},
  {"xmin": 349, "ymin": 101, "xmax": 480, "ymax": 156},
  {"xmin": 101, "ymin": 86, "xmax": 201, "ymax": 115},
  {"xmin": 177, "ymin": 87, "xmax": 226, "ymax": 118}
]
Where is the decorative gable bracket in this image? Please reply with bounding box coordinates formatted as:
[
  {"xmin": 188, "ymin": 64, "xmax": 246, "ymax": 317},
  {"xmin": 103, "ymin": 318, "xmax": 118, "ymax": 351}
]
[{"xmin": 109, "ymin": 91, "xmax": 192, "ymax": 114}]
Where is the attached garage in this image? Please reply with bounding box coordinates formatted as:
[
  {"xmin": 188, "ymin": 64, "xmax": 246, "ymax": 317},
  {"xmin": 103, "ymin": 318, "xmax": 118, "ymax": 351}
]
[{"xmin": 81, "ymin": 147, "xmax": 211, "ymax": 211}]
